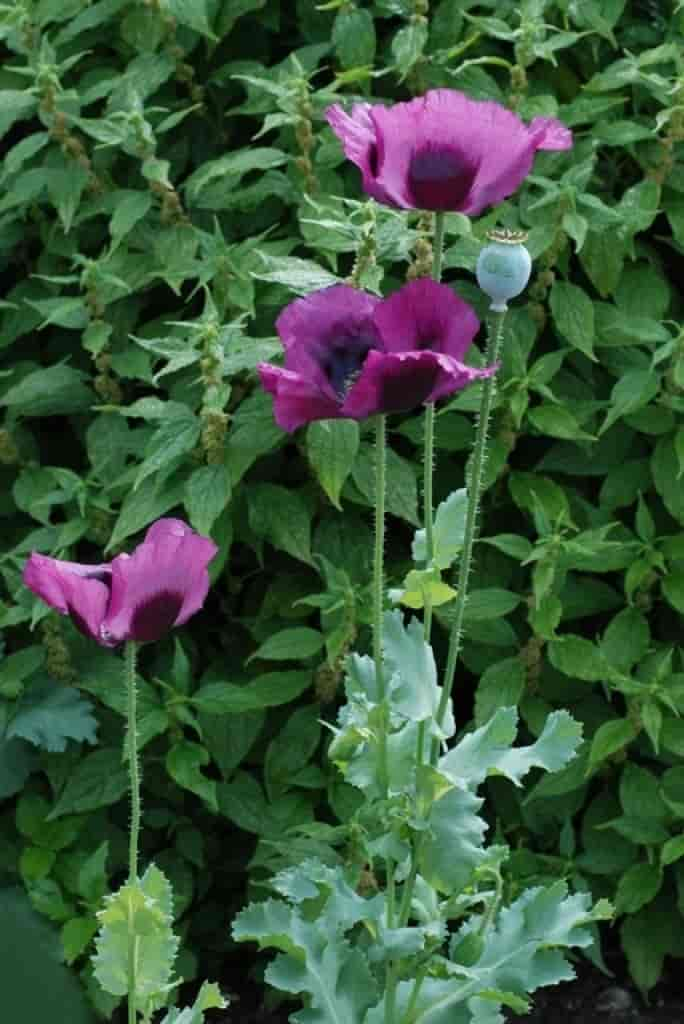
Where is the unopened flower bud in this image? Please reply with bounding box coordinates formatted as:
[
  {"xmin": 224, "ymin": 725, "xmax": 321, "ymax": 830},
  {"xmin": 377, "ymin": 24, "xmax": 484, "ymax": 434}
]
[{"xmin": 476, "ymin": 229, "xmax": 532, "ymax": 312}]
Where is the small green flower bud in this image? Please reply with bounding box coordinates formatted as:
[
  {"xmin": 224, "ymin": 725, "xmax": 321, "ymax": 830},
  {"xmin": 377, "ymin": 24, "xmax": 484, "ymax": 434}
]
[{"xmin": 476, "ymin": 229, "xmax": 532, "ymax": 312}]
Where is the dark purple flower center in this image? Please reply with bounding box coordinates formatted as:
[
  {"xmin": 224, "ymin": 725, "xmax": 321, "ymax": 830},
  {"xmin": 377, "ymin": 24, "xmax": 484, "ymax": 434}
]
[
  {"xmin": 408, "ymin": 146, "xmax": 477, "ymax": 211},
  {"xmin": 380, "ymin": 361, "xmax": 439, "ymax": 414},
  {"xmin": 129, "ymin": 589, "xmax": 184, "ymax": 643},
  {"xmin": 324, "ymin": 336, "xmax": 377, "ymax": 399},
  {"xmin": 368, "ymin": 143, "xmax": 379, "ymax": 177}
]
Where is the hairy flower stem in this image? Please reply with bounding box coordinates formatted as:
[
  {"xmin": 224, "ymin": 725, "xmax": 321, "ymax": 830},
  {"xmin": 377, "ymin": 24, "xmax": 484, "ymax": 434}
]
[
  {"xmin": 421, "ymin": 210, "xmax": 445, "ymax": 645},
  {"xmin": 431, "ymin": 310, "xmax": 506, "ymax": 762},
  {"xmin": 125, "ymin": 640, "xmax": 141, "ymax": 1024},
  {"xmin": 402, "ymin": 213, "xmax": 446, "ymax": 929},
  {"xmin": 374, "ymin": 413, "xmax": 393, "ymax": 1024},
  {"xmin": 374, "ymin": 415, "xmax": 389, "ymax": 796}
]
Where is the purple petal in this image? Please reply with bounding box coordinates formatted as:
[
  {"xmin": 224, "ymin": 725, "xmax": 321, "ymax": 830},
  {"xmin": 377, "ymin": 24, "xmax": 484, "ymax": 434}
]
[
  {"xmin": 373, "ymin": 279, "xmax": 480, "ymax": 362},
  {"xmin": 101, "ymin": 521, "xmax": 217, "ymax": 645},
  {"xmin": 342, "ymin": 350, "xmax": 496, "ymax": 419},
  {"xmin": 326, "ymin": 104, "xmax": 395, "ymax": 206},
  {"xmin": 328, "ymin": 89, "xmax": 572, "ymax": 215},
  {"xmin": 276, "ymin": 285, "xmax": 382, "ymax": 384},
  {"xmin": 528, "ymin": 116, "xmax": 573, "ymax": 151},
  {"xmin": 143, "ymin": 517, "xmax": 217, "ymax": 559},
  {"xmin": 259, "ymin": 364, "xmax": 343, "ymax": 433},
  {"xmin": 59, "ymin": 573, "xmax": 113, "ymax": 644},
  {"xmin": 268, "ymin": 285, "xmax": 384, "ymax": 419},
  {"xmin": 23, "ymin": 552, "xmax": 112, "ymax": 644}
]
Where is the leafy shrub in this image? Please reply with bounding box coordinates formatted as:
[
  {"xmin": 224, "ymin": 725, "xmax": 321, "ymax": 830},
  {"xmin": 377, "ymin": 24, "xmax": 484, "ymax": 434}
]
[{"xmin": 1, "ymin": 0, "xmax": 684, "ymax": 1009}]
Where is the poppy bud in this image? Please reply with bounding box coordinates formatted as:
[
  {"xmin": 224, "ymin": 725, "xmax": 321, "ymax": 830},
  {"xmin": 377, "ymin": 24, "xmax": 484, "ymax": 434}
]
[{"xmin": 476, "ymin": 229, "xmax": 532, "ymax": 312}]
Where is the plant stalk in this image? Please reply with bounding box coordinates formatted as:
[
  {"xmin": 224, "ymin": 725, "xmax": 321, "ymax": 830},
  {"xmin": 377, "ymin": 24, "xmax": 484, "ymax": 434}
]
[
  {"xmin": 421, "ymin": 210, "xmax": 445, "ymax": 638},
  {"xmin": 431, "ymin": 310, "xmax": 506, "ymax": 763},
  {"xmin": 402, "ymin": 212, "xmax": 446, "ymax": 928},
  {"xmin": 124, "ymin": 640, "xmax": 141, "ymax": 1024},
  {"xmin": 373, "ymin": 414, "xmax": 389, "ymax": 795}
]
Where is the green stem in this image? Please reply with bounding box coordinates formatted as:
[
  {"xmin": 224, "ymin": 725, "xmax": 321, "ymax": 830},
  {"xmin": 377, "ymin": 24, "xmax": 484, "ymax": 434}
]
[
  {"xmin": 127, "ymin": 928, "xmax": 138, "ymax": 1024},
  {"xmin": 431, "ymin": 210, "xmax": 445, "ymax": 281},
  {"xmin": 385, "ymin": 961, "xmax": 399, "ymax": 1024},
  {"xmin": 402, "ymin": 964, "xmax": 429, "ymax": 1024},
  {"xmin": 403, "ymin": 212, "xmax": 445, "ymax": 924},
  {"xmin": 477, "ymin": 869, "xmax": 504, "ymax": 939},
  {"xmin": 125, "ymin": 640, "xmax": 141, "ymax": 882},
  {"xmin": 422, "ymin": 402, "xmax": 435, "ymax": 643},
  {"xmin": 124, "ymin": 640, "xmax": 140, "ymax": 1024},
  {"xmin": 374, "ymin": 414, "xmax": 388, "ymax": 795},
  {"xmin": 422, "ymin": 210, "xmax": 444, "ymax": 643},
  {"xmin": 398, "ymin": 854, "xmax": 419, "ymax": 927},
  {"xmin": 431, "ymin": 310, "xmax": 506, "ymax": 763}
]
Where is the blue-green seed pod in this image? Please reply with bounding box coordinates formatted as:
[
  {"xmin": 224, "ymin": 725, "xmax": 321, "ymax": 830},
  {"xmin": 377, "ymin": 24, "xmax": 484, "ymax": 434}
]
[{"xmin": 476, "ymin": 229, "xmax": 532, "ymax": 312}]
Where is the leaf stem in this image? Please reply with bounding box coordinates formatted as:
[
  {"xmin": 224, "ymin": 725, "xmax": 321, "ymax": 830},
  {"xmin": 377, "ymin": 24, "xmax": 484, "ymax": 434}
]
[
  {"xmin": 431, "ymin": 310, "xmax": 506, "ymax": 762},
  {"xmin": 124, "ymin": 639, "xmax": 140, "ymax": 1024},
  {"xmin": 373, "ymin": 414, "xmax": 388, "ymax": 795}
]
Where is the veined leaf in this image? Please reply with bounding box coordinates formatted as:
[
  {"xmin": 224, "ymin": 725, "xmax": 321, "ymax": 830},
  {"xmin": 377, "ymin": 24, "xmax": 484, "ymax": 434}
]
[
  {"xmin": 93, "ymin": 865, "xmax": 178, "ymax": 1014},
  {"xmin": 7, "ymin": 683, "xmax": 98, "ymax": 753}
]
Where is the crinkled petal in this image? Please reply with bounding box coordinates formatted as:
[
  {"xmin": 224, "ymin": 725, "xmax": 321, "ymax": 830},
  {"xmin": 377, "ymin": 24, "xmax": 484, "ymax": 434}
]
[
  {"xmin": 328, "ymin": 89, "xmax": 572, "ymax": 215},
  {"xmin": 373, "ymin": 279, "xmax": 480, "ymax": 361},
  {"xmin": 342, "ymin": 350, "xmax": 496, "ymax": 419},
  {"xmin": 259, "ymin": 364, "xmax": 343, "ymax": 432},
  {"xmin": 408, "ymin": 91, "xmax": 540, "ymax": 215},
  {"xmin": 276, "ymin": 285, "xmax": 382, "ymax": 392},
  {"xmin": 60, "ymin": 573, "xmax": 112, "ymax": 644},
  {"xmin": 102, "ymin": 522, "xmax": 216, "ymax": 645},
  {"xmin": 23, "ymin": 553, "xmax": 111, "ymax": 611},
  {"xmin": 23, "ymin": 553, "xmax": 111, "ymax": 643},
  {"xmin": 143, "ymin": 518, "xmax": 217, "ymax": 565},
  {"xmin": 528, "ymin": 116, "xmax": 573, "ymax": 151},
  {"xmin": 326, "ymin": 103, "xmax": 395, "ymax": 206},
  {"xmin": 366, "ymin": 101, "xmax": 422, "ymax": 208}
]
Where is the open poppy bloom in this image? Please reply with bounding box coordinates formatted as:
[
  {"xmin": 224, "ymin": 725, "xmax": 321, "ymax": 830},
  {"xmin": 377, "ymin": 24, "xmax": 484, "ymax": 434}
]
[
  {"xmin": 258, "ymin": 279, "xmax": 493, "ymax": 432},
  {"xmin": 326, "ymin": 88, "xmax": 572, "ymax": 214},
  {"xmin": 23, "ymin": 518, "xmax": 217, "ymax": 647}
]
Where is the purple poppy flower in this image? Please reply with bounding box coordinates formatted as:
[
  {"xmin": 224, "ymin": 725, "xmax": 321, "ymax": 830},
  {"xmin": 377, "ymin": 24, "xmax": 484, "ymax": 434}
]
[
  {"xmin": 326, "ymin": 89, "xmax": 572, "ymax": 214},
  {"xmin": 258, "ymin": 279, "xmax": 493, "ymax": 432},
  {"xmin": 23, "ymin": 518, "xmax": 217, "ymax": 647}
]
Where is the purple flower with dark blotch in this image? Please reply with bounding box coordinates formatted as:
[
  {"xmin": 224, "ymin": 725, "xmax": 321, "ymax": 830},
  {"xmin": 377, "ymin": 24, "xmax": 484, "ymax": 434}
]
[
  {"xmin": 326, "ymin": 89, "xmax": 572, "ymax": 214},
  {"xmin": 258, "ymin": 279, "xmax": 493, "ymax": 432},
  {"xmin": 23, "ymin": 518, "xmax": 217, "ymax": 647}
]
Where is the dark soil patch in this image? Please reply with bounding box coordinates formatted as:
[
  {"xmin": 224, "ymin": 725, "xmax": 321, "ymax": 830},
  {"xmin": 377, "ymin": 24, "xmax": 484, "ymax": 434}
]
[{"xmin": 506, "ymin": 949, "xmax": 684, "ymax": 1024}]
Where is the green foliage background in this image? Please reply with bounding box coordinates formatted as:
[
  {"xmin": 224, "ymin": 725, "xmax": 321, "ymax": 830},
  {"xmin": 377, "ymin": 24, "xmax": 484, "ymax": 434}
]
[{"xmin": 1, "ymin": 0, "xmax": 684, "ymax": 1011}]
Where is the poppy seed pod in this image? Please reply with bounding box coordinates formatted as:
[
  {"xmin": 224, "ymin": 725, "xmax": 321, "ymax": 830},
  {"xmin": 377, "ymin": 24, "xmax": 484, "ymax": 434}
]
[{"xmin": 476, "ymin": 230, "xmax": 532, "ymax": 312}]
